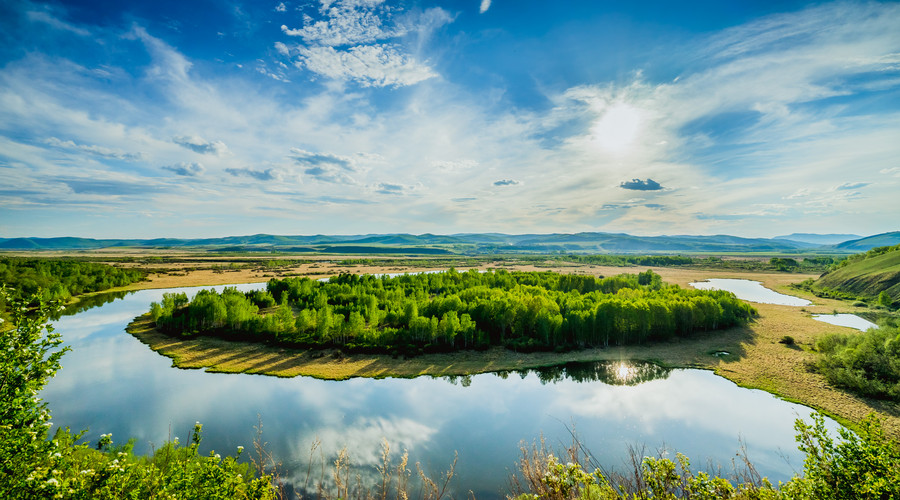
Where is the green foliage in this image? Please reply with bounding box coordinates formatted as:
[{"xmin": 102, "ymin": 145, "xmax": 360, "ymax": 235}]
[
  {"xmin": 770, "ymin": 257, "xmax": 800, "ymax": 272},
  {"xmin": 814, "ymin": 324, "xmax": 900, "ymax": 400},
  {"xmin": 781, "ymin": 413, "xmax": 900, "ymax": 499},
  {"xmin": 0, "ymin": 287, "xmax": 275, "ymax": 499},
  {"xmin": 149, "ymin": 270, "xmax": 756, "ymax": 354},
  {"xmin": 0, "ymin": 257, "xmax": 146, "ymax": 319},
  {"xmin": 30, "ymin": 425, "xmax": 275, "ymax": 500},
  {"xmin": 0, "ymin": 286, "xmax": 69, "ymax": 498},
  {"xmin": 513, "ymin": 413, "xmax": 900, "ymax": 500}
]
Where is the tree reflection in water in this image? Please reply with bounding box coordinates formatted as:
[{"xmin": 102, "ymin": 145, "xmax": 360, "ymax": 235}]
[
  {"xmin": 53, "ymin": 290, "xmax": 134, "ymax": 319},
  {"xmin": 442, "ymin": 361, "xmax": 671, "ymax": 387}
]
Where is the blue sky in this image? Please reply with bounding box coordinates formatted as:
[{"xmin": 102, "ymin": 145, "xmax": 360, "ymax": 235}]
[{"xmin": 1, "ymin": 0, "xmax": 898, "ymax": 239}]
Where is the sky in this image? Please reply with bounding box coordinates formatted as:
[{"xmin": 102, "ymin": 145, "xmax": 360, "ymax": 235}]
[{"xmin": 1, "ymin": 0, "xmax": 899, "ymax": 239}]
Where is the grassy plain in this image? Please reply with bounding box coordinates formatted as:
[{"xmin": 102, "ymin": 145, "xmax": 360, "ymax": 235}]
[{"xmin": 13, "ymin": 250, "xmax": 894, "ymax": 435}]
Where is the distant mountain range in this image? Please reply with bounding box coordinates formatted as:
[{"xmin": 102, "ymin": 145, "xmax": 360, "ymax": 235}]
[
  {"xmin": 1, "ymin": 231, "xmax": 898, "ymax": 255},
  {"xmin": 773, "ymin": 233, "xmax": 861, "ymax": 245}
]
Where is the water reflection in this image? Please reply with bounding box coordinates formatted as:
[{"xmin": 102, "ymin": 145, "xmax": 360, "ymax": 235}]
[
  {"xmin": 495, "ymin": 361, "xmax": 671, "ymax": 386},
  {"xmin": 40, "ymin": 284, "xmax": 842, "ymax": 499},
  {"xmin": 54, "ymin": 290, "xmax": 134, "ymax": 318}
]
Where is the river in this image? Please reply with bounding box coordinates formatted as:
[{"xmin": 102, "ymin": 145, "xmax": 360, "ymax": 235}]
[{"xmin": 41, "ymin": 284, "xmax": 841, "ymax": 498}]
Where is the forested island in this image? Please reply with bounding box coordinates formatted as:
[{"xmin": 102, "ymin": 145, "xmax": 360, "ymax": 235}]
[{"xmin": 147, "ymin": 269, "xmax": 756, "ymax": 355}]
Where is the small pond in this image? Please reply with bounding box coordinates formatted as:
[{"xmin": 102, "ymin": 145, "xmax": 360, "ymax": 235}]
[
  {"xmin": 40, "ymin": 284, "xmax": 841, "ymax": 498},
  {"xmin": 689, "ymin": 278, "xmax": 811, "ymax": 306},
  {"xmin": 812, "ymin": 314, "xmax": 878, "ymax": 331}
]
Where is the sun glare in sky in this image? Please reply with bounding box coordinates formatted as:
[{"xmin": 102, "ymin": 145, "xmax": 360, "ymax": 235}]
[{"xmin": 591, "ymin": 103, "xmax": 643, "ymax": 155}]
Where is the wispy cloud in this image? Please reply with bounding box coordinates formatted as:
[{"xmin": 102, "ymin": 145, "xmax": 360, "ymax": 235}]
[
  {"xmin": 225, "ymin": 167, "xmax": 286, "ymax": 181},
  {"xmin": 371, "ymin": 181, "xmax": 418, "ymax": 195},
  {"xmin": 831, "ymin": 181, "xmax": 870, "ymax": 191},
  {"xmin": 479, "ymin": 0, "xmax": 492, "ymax": 14},
  {"xmin": 295, "ymin": 44, "xmax": 436, "ymax": 87},
  {"xmin": 493, "ymin": 179, "xmax": 521, "ymax": 186},
  {"xmin": 291, "ymin": 148, "xmax": 363, "ymax": 184},
  {"xmin": 173, "ymin": 135, "xmax": 229, "ymax": 156},
  {"xmin": 45, "ymin": 138, "xmax": 144, "ymax": 161},
  {"xmin": 162, "ymin": 162, "xmax": 205, "ymax": 176},
  {"xmin": 26, "ymin": 9, "xmax": 90, "ymax": 36}
]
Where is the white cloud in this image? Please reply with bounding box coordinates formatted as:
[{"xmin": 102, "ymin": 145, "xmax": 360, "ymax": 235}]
[
  {"xmin": 162, "ymin": 162, "xmax": 205, "ymax": 176},
  {"xmin": 278, "ymin": 0, "xmax": 450, "ymax": 88},
  {"xmin": 275, "ymin": 2, "xmax": 287, "ymax": 13},
  {"xmin": 432, "ymin": 159, "xmax": 478, "ymax": 171},
  {"xmin": 296, "ymin": 44, "xmax": 436, "ymax": 87},
  {"xmin": 281, "ymin": 0, "xmax": 395, "ymax": 47},
  {"xmin": 291, "ymin": 148, "xmax": 364, "ymax": 184},
  {"xmin": 370, "ymin": 181, "xmax": 419, "ymax": 195},
  {"xmin": 173, "ymin": 135, "xmax": 229, "ymax": 156},
  {"xmin": 831, "ymin": 181, "xmax": 870, "ymax": 191},
  {"xmin": 479, "ymin": 0, "xmax": 491, "ymax": 14},
  {"xmin": 785, "ymin": 188, "xmax": 811, "ymax": 199},
  {"xmin": 26, "ymin": 9, "xmax": 90, "ymax": 36},
  {"xmin": 274, "ymin": 41, "xmax": 291, "ymax": 56},
  {"xmin": 45, "ymin": 137, "xmax": 144, "ymax": 161},
  {"xmin": 225, "ymin": 167, "xmax": 287, "ymax": 181}
]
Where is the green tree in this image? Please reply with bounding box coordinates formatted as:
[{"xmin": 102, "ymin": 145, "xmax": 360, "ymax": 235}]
[{"xmin": 0, "ymin": 287, "xmax": 68, "ymax": 498}]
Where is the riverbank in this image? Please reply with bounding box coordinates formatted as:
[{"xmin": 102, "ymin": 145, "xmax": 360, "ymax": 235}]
[{"xmin": 118, "ymin": 263, "xmax": 900, "ymax": 436}]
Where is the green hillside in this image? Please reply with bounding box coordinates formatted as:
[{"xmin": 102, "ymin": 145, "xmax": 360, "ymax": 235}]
[{"xmin": 813, "ymin": 245, "xmax": 900, "ymax": 305}]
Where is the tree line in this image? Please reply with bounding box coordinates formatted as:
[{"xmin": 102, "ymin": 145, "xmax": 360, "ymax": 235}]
[
  {"xmin": 149, "ymin": 269, "xmax": 756, "ymax": 355},
  {"xmin": 0, "ymin": 257, "xmax": 146, "ymax": 318}
]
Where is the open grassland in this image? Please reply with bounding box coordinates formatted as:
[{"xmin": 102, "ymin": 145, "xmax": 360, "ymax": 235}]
[{"xmin": 115, "ymin": 260, "xmax": 900, "ymax": 436}]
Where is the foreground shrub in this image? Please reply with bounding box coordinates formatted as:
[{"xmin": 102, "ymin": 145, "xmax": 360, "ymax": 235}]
[
  {"xmin": 509, "ymin": 413, "xmax": 900, "ymax": 500},
  {"xmin": 815, "ymin": 324, "xmax": 900, "ymax": 400},
  {"xmin": 0, "ymin": 288, "xmax": 276, "ymax": 500}
]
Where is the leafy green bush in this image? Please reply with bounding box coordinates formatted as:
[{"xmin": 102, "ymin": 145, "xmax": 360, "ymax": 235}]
[
  {"xmin": 0, "ymin": 287, "xmax": 276, "ymax": 499},
  {"xmin": 815, "ymin": 325, "xmax": 900, "ymax": 400},
  {"xmin": 510, "ymin": 413, "xmax": 900, "ymax": 500}
]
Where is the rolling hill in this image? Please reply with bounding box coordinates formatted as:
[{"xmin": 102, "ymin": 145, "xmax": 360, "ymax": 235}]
[
  {"xmin": 0, "ymin": 231, "xmax": 892, "ymax": 255},
  {"xmin": 831, "ymin": 231, "xmax": 900, "ymax": 252},
  {"xmin": 813, "ymin": 245, "xmax": 900, "ymax": 304}
]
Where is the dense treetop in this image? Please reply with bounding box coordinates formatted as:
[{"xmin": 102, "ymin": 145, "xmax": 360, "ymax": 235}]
[
  {"xmin": 0, "ymin": 257, "xmax": 146, "ymax": 320},
  {"xmin": 150, "ymin": 269, "xmax": 756, "ymax": 355}
]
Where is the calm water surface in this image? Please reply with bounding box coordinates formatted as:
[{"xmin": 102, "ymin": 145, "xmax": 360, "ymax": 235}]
[
  {"xmin": 690, "ymin": 279, "xmax": 812, "ymax": 306},
  {"xmin": 42, "ymin": 284, "xmax": 841, "ymax": 498},
  {"xmin": 812, "ymin": 313, "xmax": 878, "ymax": 331}
]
